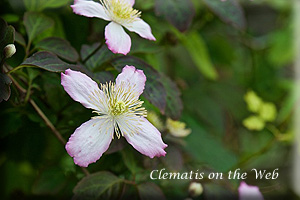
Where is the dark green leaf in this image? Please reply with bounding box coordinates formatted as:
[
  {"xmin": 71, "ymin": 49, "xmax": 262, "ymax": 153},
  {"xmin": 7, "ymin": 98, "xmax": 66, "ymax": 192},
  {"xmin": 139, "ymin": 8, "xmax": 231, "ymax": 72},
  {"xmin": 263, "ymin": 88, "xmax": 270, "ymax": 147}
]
[
  {"xmin": 185, "ymin": 116, "xmax": 238, "ymax": 171},
  {"xmin": 161, "ymin": 75, "xmax": 182, "ymax": 120},
  {"xmin": 131, "ymin": 38, "xmax": 162, "ymax": 54},
  {"xmin": 0, "ymin": 73, "xmax": 12, "ymax": 103},
  {"xmin": 0, "ymin": 18, "xmax": 15, "ymax": 60},
  {"xmin": 174, "ymin": 30, "xmax": 218, "ymax": 80},
  {"xmin": 23, "ymin": 12, "xmax": 54, "ymax": 43},
  {"xmin": 15, "ymin": 31, "xmax": 26, "ymax": 47},
  {"xmin": 24, "ymin": 0, "xmax": 71, "ymax": 11},
  {"xmin": 36, "ymin": 37, "xmax": 79, "ymax": 62},
  {"xmin": 203, "ymin": 0, "xmax": 246, "ymax": 30},
  {"xmin": 137, "ymin": 182, "xmax": 166, "ymax": 200},
  {"xmin": 20, "ymin": 51, "xmax": 83, "ymax": 73},
  {"xmin": 111, "ymin": 56, "xmax": 167, "ymax": 114},
  {"xmin": 32, "ymin": 167, "xmax": 67, "ymax": 195},
  {"xmin": 121, "ymin": 148, "xmax": 142, "ymax": 174},
  {"xmin": 155, "ymin": 0, "xmax": 195, "ymax": 32},
  {"xmin": 94, "ymin": 71, "xmax": 114, "ymax": 84},
  {"xmin": 161, "ymin": 145, "xmax": 183, "ymax": 171},
  {"xmin": 80, "ymin": 43, "xmax": 115, "ymax": 71},
  {"xmin": 73, "ymin": 171, "xmax": 122, "ymax": 200}
]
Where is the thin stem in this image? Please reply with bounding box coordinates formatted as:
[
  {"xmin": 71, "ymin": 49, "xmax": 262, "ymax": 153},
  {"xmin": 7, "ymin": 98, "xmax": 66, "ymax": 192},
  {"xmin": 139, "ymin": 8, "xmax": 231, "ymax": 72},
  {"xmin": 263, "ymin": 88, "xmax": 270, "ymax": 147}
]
[
  {"xmin": 8, "ymin": 72, "xmax": 90, "ymax": 176},
  {"xmin": 30, "ymin": 99, "xmax": 66, "ymax": 145},
  {"xmin": 123, "ymin": 179, "xmax": 136, "ymax": 185},
  {"xmin": 6, "ymin": 65, "xmax": 33, "ymax": 74},
  {"xmin": 82, "ymin": 41, "xmax": 105, "ymax": 64}
]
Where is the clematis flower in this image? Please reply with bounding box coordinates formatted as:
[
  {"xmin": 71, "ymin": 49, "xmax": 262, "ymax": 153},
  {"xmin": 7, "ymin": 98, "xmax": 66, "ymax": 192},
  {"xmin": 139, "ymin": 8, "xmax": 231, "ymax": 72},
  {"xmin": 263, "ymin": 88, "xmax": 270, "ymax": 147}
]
[
  {"xmin": 61, "ymin": 66, "xmax": 167, "ymax": 167},
  {"xmin": 239, "ymin": 182, "xmax": 264, "ymax": 200},
  {"xmin": 71, "ymin": 0, "xmax": 156, "ymax": 55}
]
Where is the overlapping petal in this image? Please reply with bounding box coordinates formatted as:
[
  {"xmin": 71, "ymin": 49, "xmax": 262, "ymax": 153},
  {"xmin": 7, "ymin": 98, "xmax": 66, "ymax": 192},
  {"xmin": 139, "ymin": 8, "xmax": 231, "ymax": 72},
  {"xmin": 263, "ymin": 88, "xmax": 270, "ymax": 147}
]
[
  {"xmin": 66, "ymin": 117, "xmax": 114, "ymax": 167},
  {"xmin": 115, "ymin": 65, "xmax": 146, "ymax": 97},
  {"xmin": 239, "ymin": 182, "xmax": 264, "ymax": 200},
  {"xmin": 124, "ymin": 0, "xmax": 135, "ymax": 6},
  {"xmin": 71, "ymin": 0, "xmax": 110, "ymax": 21},
  {"xmin": 124, "ymin": 19, "xmax": 156, "ymax": 41},
  {"xmin": 118, "ymin": 116, "xmax": 167, "ymax": 158},
  {"xmin": 105, "ymin": 22, "xmax": 131, "ymax": 55},
  {"xmin": 61, "ymin": 69, "xmax": 105, "ymax": 111}
]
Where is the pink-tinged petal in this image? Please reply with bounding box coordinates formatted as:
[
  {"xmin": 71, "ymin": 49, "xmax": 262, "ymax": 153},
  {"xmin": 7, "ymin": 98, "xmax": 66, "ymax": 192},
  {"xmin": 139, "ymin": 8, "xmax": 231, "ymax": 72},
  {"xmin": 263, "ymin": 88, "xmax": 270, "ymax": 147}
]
[
  {"xmin": 124, "ymin": 19, "xmax": 156, "ymax": 41},
  {"xmin": 119, "ymin": 116, "xmax": 167, "ymax": 158},
  {"xmin": 61, "ymin": 69, "xmax": 103, "ymax": 111},
  {"xmin": 66, "ymin": 117, "xmax": 114, "ymax": 167},
  {"xmin": 71, "ymin": 0, "xmax": 110, "ymax": 21},
  {"xmin": 126, "ymin": 0, "xmax": 135, "ymax": 6},
  {"xmin": 239, "ymin": 182, "xmax": 264, "ymax": 200},
  {"xmin": 105, "ymin": 22, "xmax": 131, "ymax": 55},
  {"xmin": 115, "ymin": 65, "xmax": 146, "ymax": 97}
]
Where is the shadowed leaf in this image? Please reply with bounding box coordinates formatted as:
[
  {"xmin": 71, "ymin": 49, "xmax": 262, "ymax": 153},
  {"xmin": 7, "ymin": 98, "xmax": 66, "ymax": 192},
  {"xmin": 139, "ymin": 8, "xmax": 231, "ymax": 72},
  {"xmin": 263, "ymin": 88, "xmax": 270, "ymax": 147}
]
[
  {"xmin": 203, "ymin": 0, "xmax": 246, "ymax": 30},
  {"xmin": 155, "ymin": 0, "xmax": 195, "ymax": 32},
  {"xmin": 21, "ymin": 51, "xmax": 83, "ymax": 73},
  {"xmin": 24, "ymin": 12, "xmax": 54, "ymax": 43},
  {"xmin": 73, "ymin": 171, "xmax": 122, "ymax": 200},
  {"xmin": 0, "ymin": 73, "xmax": 12, "ymax": 103},
  {"xmin": 138, "ymin": 182, "xmax": 166, "ymax": 200},
  {"xmin": 0, "ymin": 18, "xmax": 15, "ymax": 61},
  {"xmin": 36, "ymin": 37, "xmax": 79, "ymax": 62}
]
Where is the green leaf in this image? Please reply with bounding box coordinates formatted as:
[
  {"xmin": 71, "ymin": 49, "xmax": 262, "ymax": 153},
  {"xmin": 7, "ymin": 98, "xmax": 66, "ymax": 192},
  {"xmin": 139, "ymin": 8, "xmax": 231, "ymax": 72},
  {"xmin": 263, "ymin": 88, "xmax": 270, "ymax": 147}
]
[
  {"xmin": 24, "ymin": 0, "xmax": 71, "ymax": 11},
  {"xmin": 121, "ymin": 148, "xmax": 142, "ymax": 174},
  {"xmin": 35, "ymin": 37, "xmax": 79, "ymax": 62},
  {"xmin": 0, "ymin": 73, "xmax": 12, "ymax": 103},
  {"xmin": 176, "ymin": 30, "xmax": 218, "ymax": 80},
  {"xmin": 137, "ymin": 182, "xmax": 166, "ymax": 200},
  {"xmin": 161, "ymin": 75, "xmax": 182, "ymax": 120},
  {"xmin": 203, "ymin": 0, "xmax": 246, "ymax": 30},
  {"xmin": 155, "ymin": 0, "xmax": 195, "ymax": 32},
  {"xmin": 184, "ymin": 116, "xmax": 238, "ymax": 171},
  {"xmin": 73, "ymin": 171, "xmax": 123, "ymax": 200},
  {"xmin": 131, "ymin": 38, "xmax": 162, "ymax": 54},
  {"xmin": 80, "ymin": 42, "xmax": 115, "ymax": 71},
  {"xmin": 15, "ymin": 31, "xmax": 26, "ymax": 47},
  {"xmin": 0, "ymin": 18, "xmax": 15, "ymax": 60},
  {"xmin": 111, "ymin": 56, "xmax": 167, "ymax": 114},
  {"xmin": 32, "ymin": 167, "xmax": 67, "ymax": 195},
  {"xmin": 20, "ymin": 51, "xmax": 84, "ymax": 73},
  {"xmin": 23, "ymin": 12, "xmax": 54, "ymax": 43}
]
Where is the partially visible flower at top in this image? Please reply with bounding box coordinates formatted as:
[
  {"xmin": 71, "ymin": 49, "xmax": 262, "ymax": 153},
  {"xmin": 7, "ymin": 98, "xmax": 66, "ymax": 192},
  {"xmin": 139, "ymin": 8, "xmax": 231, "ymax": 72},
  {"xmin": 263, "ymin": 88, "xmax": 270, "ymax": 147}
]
[
  {"xmin": 189, "ymin": 182, "xmax": 203, "ymax": 197},
  {"xmin": 61, "ymin": 66, "xmax": 167, "ymax": 167},
  {"xmin": 239, "ymin": 182, "xmax": 264, "ymax": 200},
  {"xmin": 147, "ymin": 111, "xmax": 164, "ymax": 131},
  {"xmin": 71, "ymin": 0, "xmax": 156, "ymax": 55},
  {"xmin": 166, "ymin": 118, "xmax": 191, "ymax": 137},
  {"xmin": 243, "ymin": 115, "xmax": 265, "ymax": 131},
  {"xmin": 244, "ymin": 91, "xmax": 262, "ymax": 113}
]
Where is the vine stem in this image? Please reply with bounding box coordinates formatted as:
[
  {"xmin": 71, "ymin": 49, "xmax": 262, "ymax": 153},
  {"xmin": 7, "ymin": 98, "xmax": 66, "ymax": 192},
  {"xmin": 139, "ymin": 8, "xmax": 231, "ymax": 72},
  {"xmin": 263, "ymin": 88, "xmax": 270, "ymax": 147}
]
[
  {"xmin": 82, "ymin": 40, "xmax": 105, "ymax": 64},
  {"xmin": 7, "ymin": 73, "xmax": 90, "ymax": 176}
]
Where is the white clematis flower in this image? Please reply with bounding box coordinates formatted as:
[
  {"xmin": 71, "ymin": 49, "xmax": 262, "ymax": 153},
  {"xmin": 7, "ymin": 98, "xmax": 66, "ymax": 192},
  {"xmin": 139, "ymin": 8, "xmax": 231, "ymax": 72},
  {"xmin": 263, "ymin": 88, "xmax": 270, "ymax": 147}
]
[
  {"xmin": 61, "ymin": 66, "xmax": 167, "ymax": 167},
  {"xmin": 71, "ymin": 0, "xmax": 156, "ymax": 55}
]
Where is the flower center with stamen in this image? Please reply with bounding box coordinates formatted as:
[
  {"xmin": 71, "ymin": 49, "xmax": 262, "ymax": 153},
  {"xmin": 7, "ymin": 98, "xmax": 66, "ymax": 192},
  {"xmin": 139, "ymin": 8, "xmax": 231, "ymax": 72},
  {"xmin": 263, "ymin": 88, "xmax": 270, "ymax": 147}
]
[
  {"xmin": 100, "ymin": 0, "xmax": 141, "ymax": 24},
  {"xmin": 112, "ymin": 100, "xmax": 127, "ymax": 115}
]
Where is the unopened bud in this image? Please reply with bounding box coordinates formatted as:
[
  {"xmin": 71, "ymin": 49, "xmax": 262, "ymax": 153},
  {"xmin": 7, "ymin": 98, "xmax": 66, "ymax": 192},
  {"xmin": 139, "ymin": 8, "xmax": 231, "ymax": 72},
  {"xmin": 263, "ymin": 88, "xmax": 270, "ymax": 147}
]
[
  {"xmin": 3, "ymin": 44, "xmax": 16, "ymax": 58},
  {"xmin": 189, "ymin": 182, "xmax": 203, "ymax": 197}
]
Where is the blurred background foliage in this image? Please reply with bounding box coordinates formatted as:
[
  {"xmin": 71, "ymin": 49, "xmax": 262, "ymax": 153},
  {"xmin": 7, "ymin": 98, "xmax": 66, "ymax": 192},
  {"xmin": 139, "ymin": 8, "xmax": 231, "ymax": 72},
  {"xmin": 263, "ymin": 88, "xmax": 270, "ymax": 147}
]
[{"xmin": 0, "ymin": 0, "xmax": 298, "ymax": 199}]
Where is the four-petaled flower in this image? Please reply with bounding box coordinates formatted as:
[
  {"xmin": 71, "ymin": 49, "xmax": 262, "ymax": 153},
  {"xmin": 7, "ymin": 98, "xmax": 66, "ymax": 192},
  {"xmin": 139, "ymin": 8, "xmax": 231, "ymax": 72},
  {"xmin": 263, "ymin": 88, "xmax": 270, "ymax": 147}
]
[
  {"xmin": 71, "ymin": 0, "xmax": 156, "ymax": 55},
  {"xmin": 61, "ymin": 66, "xmax": 167, "ymax": 167}
]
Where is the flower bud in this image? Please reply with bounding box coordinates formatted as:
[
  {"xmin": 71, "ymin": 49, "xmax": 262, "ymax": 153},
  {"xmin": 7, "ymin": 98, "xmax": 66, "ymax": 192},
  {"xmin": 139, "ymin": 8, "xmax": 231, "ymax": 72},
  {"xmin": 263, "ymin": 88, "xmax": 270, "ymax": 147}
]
[
  {"xmin": 3, "ymin": 44, "xmax": 16, "ymax": 59},
  {"xmin": 189, "ymin": 182, "xmax": 203, "ymax": 197}
]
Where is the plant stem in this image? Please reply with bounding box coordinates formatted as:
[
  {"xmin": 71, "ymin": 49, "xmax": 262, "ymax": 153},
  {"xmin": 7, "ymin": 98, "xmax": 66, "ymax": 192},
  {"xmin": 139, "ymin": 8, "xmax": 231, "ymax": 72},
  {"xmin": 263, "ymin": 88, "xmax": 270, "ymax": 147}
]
[
  {"xmin": 82, "ymin": 41, "xmax": 105, "ymax": 64},
  {"xmin": 8, "ymin": 73, "xmax": 90, "ymax": 176},
  {"xmin": 6, "ymin": 65, "xmax": 33, "ymax": 74}
]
